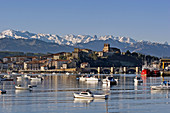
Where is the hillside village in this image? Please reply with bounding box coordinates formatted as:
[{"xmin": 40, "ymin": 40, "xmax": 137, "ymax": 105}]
[{"xmin": 0, "ymin": 44, "xmax": 159, "ymax": 73}]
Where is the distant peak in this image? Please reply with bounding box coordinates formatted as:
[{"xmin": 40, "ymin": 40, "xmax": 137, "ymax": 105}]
[{"xmin": 2, "ymin": 29, "xmax": 15, "ymax": 33}]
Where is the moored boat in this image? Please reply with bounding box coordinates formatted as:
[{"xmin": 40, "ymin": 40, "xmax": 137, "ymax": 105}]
[
  {"xmin": 0, "ymin": 89, "xmax": 6, "ymax": 94},
  {"xmin": 79, "ymin": 75, "xmax": 87, "ymax": 81},
  {"xmin": 102, "ymin": 76, "xmax": 117, "ymax": 85},
  {"xmin": 141, "ymin": 68, "xmax": 160, "ymax": 77},
  {"xmin": 134, "ymin": 76, "xmax": 143, "ymax": 84},
  {"xmin": 66, "ymin": 72, "xmax": 70, "ymax": 75},
  {"xmin": 163, "ymin": 81, "xmax": 170, "ymax": 85},
  {"xmin": 0, "ymin": 78, "xmax": 13, "ymax": 81},
  {"xmin": 150, "ymin": 70, "xmax": 160, "ymax": 77},
  {"xmin": 150, "ymin": 84, "xmax": 170, "ymax": 90},
  {"xmin": 85, "ymin": 75, "xmax": 99, "ymax": 82},
  {"xmin": 141, "ymin": 69, "xmax": 150, "ymax": 76},
  {"xmin": 74, "ymin": 90, "xmax": 93, "ymax": 99},
  {"xmin": 73, "ymin": 89, "xmax": 108, "ymax": 99},
  {"xmin": 15, "ymin": 85, "xmax": 33, "ymax": 90},
  {"xmin": 30, "ymin": 77, "xmax": 43, "ymax": 81}
]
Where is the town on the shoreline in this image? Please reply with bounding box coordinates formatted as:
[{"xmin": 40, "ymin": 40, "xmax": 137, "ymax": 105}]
[{"xmin": 0, "ymin": 43, "xmax": 165, "ymax": 74}]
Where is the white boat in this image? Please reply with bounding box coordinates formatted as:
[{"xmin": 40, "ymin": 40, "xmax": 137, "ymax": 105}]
[
  {"xmin": 16, "ymin": 75, "xmax": 30, "ymax": 81},
  {"xmin": 85, "ymin": 75, "xmax": 99, "ymax": 82},
  {"xmin": 73, "ymin": 89, "xmax": 109, "ymax": 99},
  {"xmin": 30, "ymin": 77, "xmax": 42, "ymax": 81},
  {"xmin": 16, "ymin": 76, "xmax": 24, "ymax": 81},
  {"xmin": 15, "ymin": 85, "xmax": 33, "ymax": 90},
  {"xmin": 66, "ymin": 72, "xmax": 70, "ymax": 75},
  {"xmin": 102, "ymin": 77, "xmax": 117, "ymax": 85},
  {"xmin": 134, "ymin": 76, "xmax": 143, "ymax": 84},
  {"xmin": 74, "ymin": 90, "xmax": 93, "ymax": 99},
  {"xmin": 151, "ymin": 84, "xmax": 170, "ymax": 90},
  {"xmin": 79, "ymin": 75, "xmax": 88, "ymax": 81}
]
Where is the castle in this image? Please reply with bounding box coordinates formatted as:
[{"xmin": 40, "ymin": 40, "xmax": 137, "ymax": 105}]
[{"xmin": 103, "ymin": 43, "xmax": 120, "ymax": 53}]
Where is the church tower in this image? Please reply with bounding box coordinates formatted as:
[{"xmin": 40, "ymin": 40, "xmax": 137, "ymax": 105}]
[{"xmin": 103, "ymin": 43, "xmax": 110, "ymax": 52}]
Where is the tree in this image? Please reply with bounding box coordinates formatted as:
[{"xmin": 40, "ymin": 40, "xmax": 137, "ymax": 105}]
[
  {"xmin": 125, "ymin": 50, "xmax": 131, "ymax": 56},
  {"xmin": 88, "ymin": 52, "xmax": 98, "ymax": 60}
]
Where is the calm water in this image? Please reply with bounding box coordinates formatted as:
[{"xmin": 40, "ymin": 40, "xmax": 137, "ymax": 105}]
[{"xmin": 0, "ymin": 74, "xmax": 170, "ymax": 113}]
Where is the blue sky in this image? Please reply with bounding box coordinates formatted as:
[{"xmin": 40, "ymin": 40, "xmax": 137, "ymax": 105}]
[{"xmin": 0, "ymin": 0, "xmax": 169, "ymax": 43}]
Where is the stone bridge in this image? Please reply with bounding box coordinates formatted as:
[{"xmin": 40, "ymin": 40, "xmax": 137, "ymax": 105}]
[{"xmin": 85, "ymin": 67, "xmax": 141, "ymax": 74}]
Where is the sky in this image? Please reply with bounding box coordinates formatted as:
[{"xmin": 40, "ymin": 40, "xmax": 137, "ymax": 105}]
[{"xmin": 0, "ymin": 0, "xmax": 169, "ymax": 44}]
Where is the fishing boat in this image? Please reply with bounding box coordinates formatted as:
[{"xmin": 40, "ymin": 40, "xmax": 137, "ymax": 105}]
[
  {"xmin": 0, "ymin": 89, "xmax": 6, "ymax": 94},
  {"xmin": 150, "ymin": 70, "xmax": 160, "ymax": 77},
  {"xmin": 15, "ymin": 85, "xmax": 33, "ymax": 90},
  {"xmin": 73, "ymin": 89, "xmax": 109, "ymax": 99},
  {"xmin": 141, "ymin": 69, "xmax": 150, "ymax": 76}
]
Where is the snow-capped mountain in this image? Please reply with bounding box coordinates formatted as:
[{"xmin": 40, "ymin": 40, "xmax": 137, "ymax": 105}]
[
  {"xmin": 0, "ymin": 29, "xmax": 138, "ymax": 45},
  {"xmin": 0, "ymin": 29, "xmax": 169, "ymax": 57}
]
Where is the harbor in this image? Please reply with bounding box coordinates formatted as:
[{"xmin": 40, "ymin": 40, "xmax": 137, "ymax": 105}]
[{"xmin": 1, "ymin": 73, "xmax": 170, "ymax": 113}]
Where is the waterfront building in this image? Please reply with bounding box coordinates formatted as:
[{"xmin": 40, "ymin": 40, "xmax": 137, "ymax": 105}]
[
  {"xmin": 52, "ymin": 60, "xmax": 69, "ymax": 69},
  {"xmin": 24, "ymin": 60, "xmax": 44, "ymax": 70}
]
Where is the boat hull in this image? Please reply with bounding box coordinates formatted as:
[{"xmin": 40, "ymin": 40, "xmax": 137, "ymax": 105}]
[
  {"xmin": 73, "ymin": 92, "xmax": 109, "ymax": 99},
  {"xmin": 151, "ymin": 85, "xmax": 170, "ymax": 90},
  {"xmin": 15, "ymin": 86, "xmax": 32, "ymax": 90},
  {"xmin": 141, "ymin": 69, "xmax": 160, "ymax": 77},
  {"xmin": 86, "ymin": 78, "xmax": 99, "ymax": 81},
  {"xmin": 73, "ymin": 93, "xmax": 93, "ymax": 99},
  {"xmin": 93, "ymin": 94, "xmax": 109, "ymax": 99}
]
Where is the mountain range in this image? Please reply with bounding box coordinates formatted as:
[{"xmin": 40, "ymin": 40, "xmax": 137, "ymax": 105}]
[{"xmin": 0, "ymin": 29, "xmax": 169, "ymax": 57}]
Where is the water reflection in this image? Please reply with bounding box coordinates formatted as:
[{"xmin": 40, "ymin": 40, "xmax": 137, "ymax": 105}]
[
  {"xmin": 74, "ymin": 98, "xmax": 93, "ymax": 104},
  {"xmin": 15, "ymin": 90, "xmax": 32, "ymax": 94}
]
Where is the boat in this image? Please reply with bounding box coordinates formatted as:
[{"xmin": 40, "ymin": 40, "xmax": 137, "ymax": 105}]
[
  {"xmin": 0, "ymin": 78, "xmax": 13, "ymax": 81},
  {"xmin": 16, "ymin": 75, "xmax": 30, "ymax": 81},
  {"xmin": 79, "ymin": 75, "xmax": 88, "ymax": 81},
  {"xmin": 66, "ymin": 72, "xmax": 70, "ymax": 75},
  {"xmin": 30, "ymin": 77, "xmax": 43, "ymax": 81},
  {"xmin": 15, "ymin": 85, "xmax": 33, "ymax": 90},
  {"xmin": 141, "ymin": 69, "xmax": 151, "ymax": 76},
  {"xmin": 0, "ymin": 89, "xmax": 6, "ymax": 94},
  {"xmin": 150, "ymin": 69, "xmax": 160, "ymax": 77},
  {"xmin": 73, "ymin": 90, "xmax": 93, "ymax": 99},
  {"xmin": 85, "ymin": 75, "xmax": 99, "ymax": 82},
  {"xmin": 141, "ymin": 68, "xmax": 160, "ymax": 77},
  {"xmin": 0, "ymin": 74, "xmax": 14, "ymax": 81},
  {"xmin": 102, "ymin": 76, "xmax": 117, "ymax": 85},
  {"xmin": 134, "ymin": 76, "xmax": 143, "ymax": 84},
  {"xmin": 28, "ymin": 84, "xmax": 37, "ymax": 87},
  {"xmin": 73, "ymin": 89, "xmax": 109, "ymax": 99},
  {"xmin": 163, "ymin": 81, "xmax": 170, "ymax": 85},
  {"xmin": 150, "ymin": 84, "xmax": 170, "ymax": 90}
]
